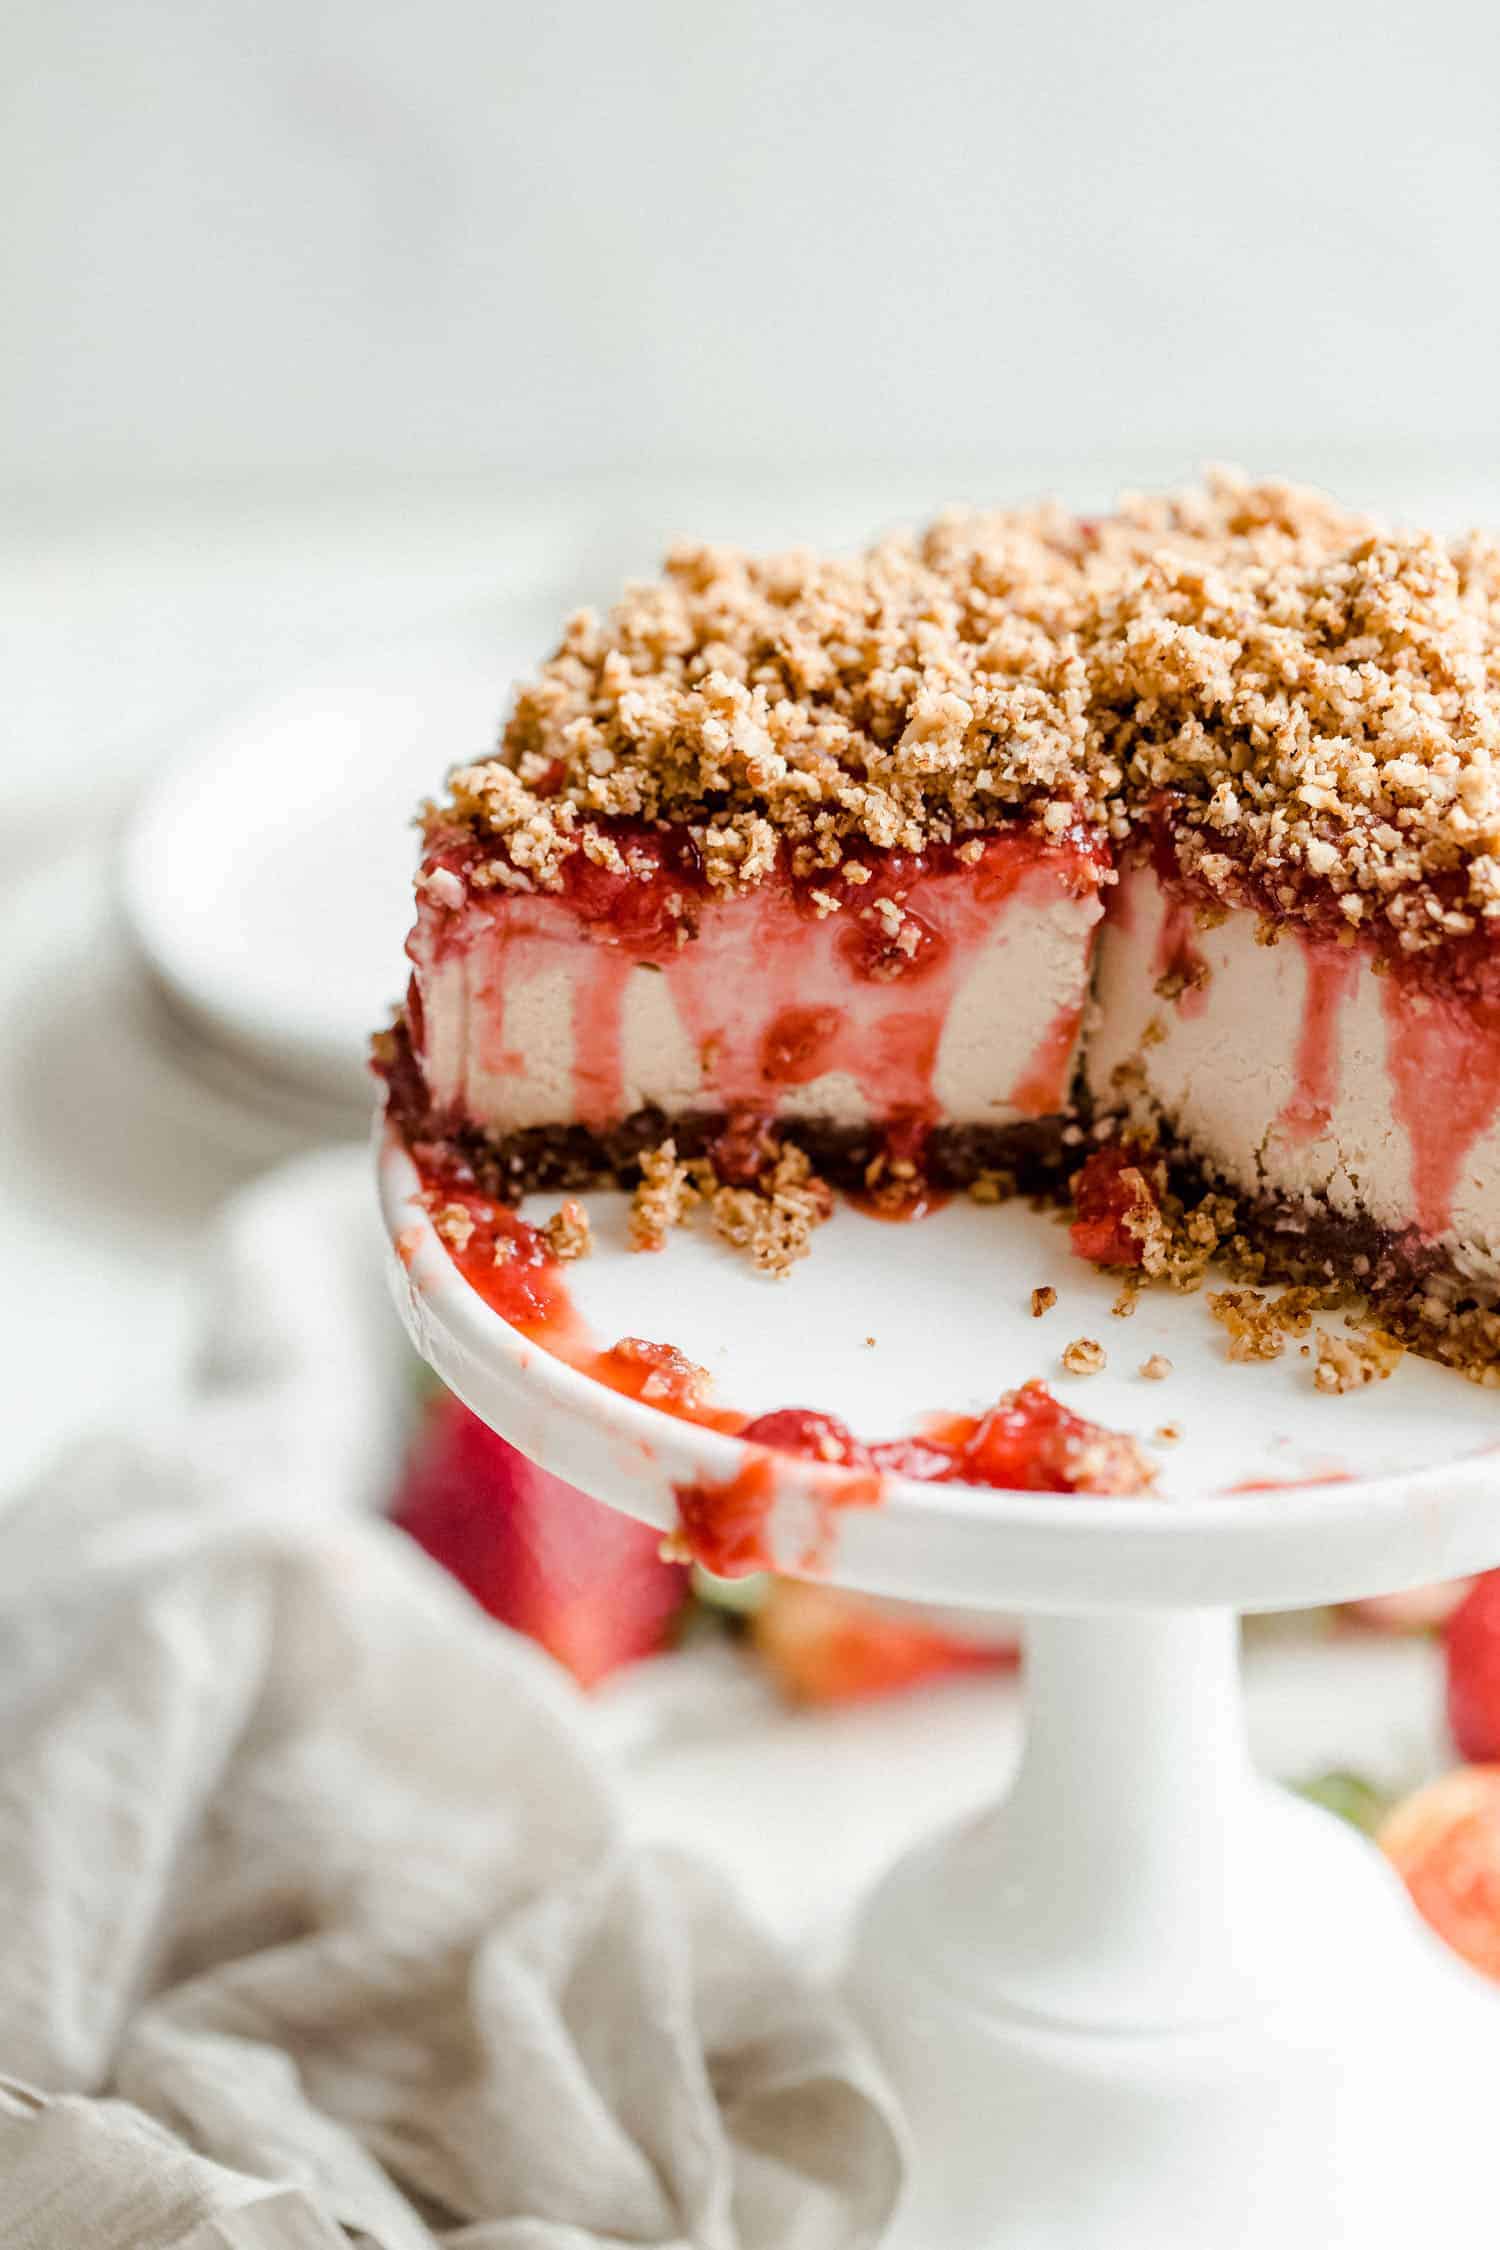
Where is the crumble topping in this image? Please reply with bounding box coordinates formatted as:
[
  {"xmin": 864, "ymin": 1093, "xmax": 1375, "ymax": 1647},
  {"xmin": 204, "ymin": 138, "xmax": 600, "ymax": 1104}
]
[
  {"xmin": 1091, "ymin": 525, "xmax": 1500, "ymax": 951},
  {"xmin": 1207, "ymin": 1286, "xmax": 1326, "ymax": 1363},
  {"xmin": 427, "ymin": 470, "xmax": 1500, "ymax": 942},
  {"xmin": 627, "ymin": 1134, "xmax": 833, "ymax": 1278},
  {"xmin": 432, "ymin": 1202, "xmax": 475, "ymax": 1253},
  {"xmin": 1313, "ymin": 1328, "xmax": 1404, "ymax": 1395},
  {"xmin": 541, "ymin": 1198, "xmax": 592, "ymax": 1262},
  {"xmin": 707, "ymin": 1142, "xmax": 834, "ymax": 1278},
  {"xmin": 608, "ymin": 1334, "xmax": 712, "ymax": 1408},
  {"xmin": 1030, "ymin": 1284, "xmax": 1057, "ymax": 1318},
  {"xmin": 452, "ymin": 504, "xmax": 1101, "ymax": 894},
  {"xmin": 1061, "ymin": 1337, "xmax": 1106, "ymax": 1375},
  {"xmin": 1139, "ymin": 1353, "xmax": 1172, "ymax": 1380},
  {"xmin": 629, "ymin": 1140, "xmax": 700, "ymax": 1252}
]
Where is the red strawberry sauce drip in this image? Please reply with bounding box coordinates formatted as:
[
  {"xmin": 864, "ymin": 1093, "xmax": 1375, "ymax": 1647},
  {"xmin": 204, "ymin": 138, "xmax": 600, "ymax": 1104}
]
[
  {"xmin": 407, "ymin": 1148, "xmax": 1151, "ymax": 1581},
  {"xmin": 1383, "ymin": 951, "xmax": 1500, "ymax": 1242},
  {"xmin": 674, "ymin": 1382, "xmax": 1149, "ymax": 1578},
  {"xmin": 1278, "ymin": 940, "xmax": 1360, "ymax": 1147},
  {"xmin": 412, "ymin": 1148, "xmax": 741, "ymax": 1432}
]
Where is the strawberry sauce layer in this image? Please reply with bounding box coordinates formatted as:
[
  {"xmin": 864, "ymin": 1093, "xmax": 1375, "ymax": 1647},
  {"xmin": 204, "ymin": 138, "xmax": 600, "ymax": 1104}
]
[
  {"xmin": 413, "ymin": 818, "xmax": 1107, "ymax": 1140},
  {"xmin": 404, "ymin": 1145, "xmax": 1153, "ymax": 1579}
]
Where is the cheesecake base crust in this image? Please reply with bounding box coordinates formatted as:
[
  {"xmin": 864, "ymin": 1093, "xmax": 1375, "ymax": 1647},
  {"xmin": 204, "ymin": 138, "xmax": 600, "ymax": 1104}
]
[
  {"xmin": 1125, "ymin": 1123, "xmax": 1500, "ymax": 1385},
  {"xmin": 379, "ymin": 1010, "xmax": 1500, "ymax": 1379},
  {"xmin": 377, "ymin": 1011, "xmax": 1073, "ymax": 1200}
]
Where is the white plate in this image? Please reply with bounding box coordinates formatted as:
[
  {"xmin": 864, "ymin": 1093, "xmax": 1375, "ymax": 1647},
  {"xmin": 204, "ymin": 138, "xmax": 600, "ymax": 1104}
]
[
  {"xmin": 380, "ymin": 1126, "xmax": 1500, "ymax": 1613},
  {"xmin": 120, "ymin": 605, "xmax": 557, "ymax": 1110}
]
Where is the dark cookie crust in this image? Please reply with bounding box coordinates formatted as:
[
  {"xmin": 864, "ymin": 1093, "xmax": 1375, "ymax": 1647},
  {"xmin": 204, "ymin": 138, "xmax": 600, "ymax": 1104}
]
[{"xmin": 377, "ymin": 1010, "xmax": 1071, "ymax": 1201}]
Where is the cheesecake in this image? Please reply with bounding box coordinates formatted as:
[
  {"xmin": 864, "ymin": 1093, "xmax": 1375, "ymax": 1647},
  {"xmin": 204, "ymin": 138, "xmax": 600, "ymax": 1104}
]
[
  {"xmin": 399, "ymin": 816, "xmax": 1108, "ymax": 1196},
  {"xmin": 381, "ymin": 474, "xmax": 1500, "ymax": 1373}
]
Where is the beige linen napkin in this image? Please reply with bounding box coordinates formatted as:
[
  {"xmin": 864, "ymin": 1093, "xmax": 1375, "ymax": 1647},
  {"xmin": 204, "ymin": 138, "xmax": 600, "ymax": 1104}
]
[{"xmin": 0, "ymin": 1153, "xmax": 902, "ymax": 2249}]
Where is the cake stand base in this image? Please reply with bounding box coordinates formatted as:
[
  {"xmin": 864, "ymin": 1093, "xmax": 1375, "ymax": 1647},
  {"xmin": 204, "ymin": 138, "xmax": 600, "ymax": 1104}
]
[{"xmin": 847, "ymin": 1609, "xmax": 1496, "ymax": 2249}]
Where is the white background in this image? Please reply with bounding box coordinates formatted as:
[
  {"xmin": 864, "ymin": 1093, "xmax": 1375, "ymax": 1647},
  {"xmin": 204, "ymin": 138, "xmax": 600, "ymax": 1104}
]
[{"xmin": 8, "ymin": 0, "xmax": 1500, "ymax": 496}]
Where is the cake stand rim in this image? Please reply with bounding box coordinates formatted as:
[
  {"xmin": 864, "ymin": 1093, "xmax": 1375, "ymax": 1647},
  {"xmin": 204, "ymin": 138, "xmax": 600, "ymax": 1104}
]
[{"xmin": 378, "ymin": 1122, "xmax": 1500, "ymax": 1609}]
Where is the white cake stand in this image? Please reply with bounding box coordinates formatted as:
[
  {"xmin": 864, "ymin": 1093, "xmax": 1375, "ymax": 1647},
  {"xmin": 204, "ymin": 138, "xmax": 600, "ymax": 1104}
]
[{"xmin": 380, "ymin": 1124, "xmax": 1500, "ymax": 2249}]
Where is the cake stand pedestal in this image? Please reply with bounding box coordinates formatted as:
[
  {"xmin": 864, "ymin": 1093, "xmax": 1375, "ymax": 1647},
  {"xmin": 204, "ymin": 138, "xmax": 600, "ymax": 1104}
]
[
  {"xmin": 850, "ymin": 1605, "xmax": 1497, "ymax": 2247},
  {"xmin": 381, "ymin": 1128, "xmax": 1500, "ymax": 2248}
]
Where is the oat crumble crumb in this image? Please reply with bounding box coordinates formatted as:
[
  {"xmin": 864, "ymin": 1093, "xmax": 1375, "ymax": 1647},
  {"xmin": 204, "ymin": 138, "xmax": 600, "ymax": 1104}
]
[
  {"xmin": 1030, "ymin": 1284, "xmax": 1057, "ymax": 1318},
  {"xmin": 1140, "ymin": 1353, "xmax": 1172, "ymax": 1380},
  {"xmin": 541, "ymin": 1198, "xmax": 592, "ymax": 1262},
  {"xmin": 1062, "ymin": 1336, "xmax": 1107, "ymax": 1376},
  {"xmin": 1154, "ymin": 1423, "xmax": 1183, "ymax": 1444},
  {"xmin": 708, "ymin": 1141, "xmax": 834, "ymax": 1278},
  {"xmin": 629, "ymin": 1141, "xmax": 701, "ymax": 1252},
  {"xmin": 1208, "ymin": 1285, "xmax": 1324, "ymax": 1362},
  {"xmin": 433, "ymin": 1202, "xmax": 475, "ymax": 1253},
  {"xmin": 610, "ymin": 1333, "xmax": 713, "ymax": 1407},
  {"xmin": 1313, "ymin": 1328, "xmax": 1404, "ymax": 1395}
]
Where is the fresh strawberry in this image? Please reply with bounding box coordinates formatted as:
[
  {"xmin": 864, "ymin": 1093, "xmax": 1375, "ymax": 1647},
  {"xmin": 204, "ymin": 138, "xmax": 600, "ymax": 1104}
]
[
  {"xmin": 751, "ymin": 1578, "xmax": 1017, "ymax": 1706},
  {"xmin": 392, "ymin": 1391, "xmax": 688, "ymax": 1687},
  {"xmin": 1444, "ymin": 1572, "xmax": 1500, "ymax": 1759},
  {"xmin": 1342, "ymin": 1578, "xmax": 1473, "ymax": 1636},
  {"xmin": 1380, "ymin": 1767, "xmax": 1500, "ymax": 1980}
]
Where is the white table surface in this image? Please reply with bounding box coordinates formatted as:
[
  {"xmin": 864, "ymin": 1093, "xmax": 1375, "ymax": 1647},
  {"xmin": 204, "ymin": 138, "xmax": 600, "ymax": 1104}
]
[{"xmin": 0, "ymin": 482, "xmax": 1458, "ymax": 1950}]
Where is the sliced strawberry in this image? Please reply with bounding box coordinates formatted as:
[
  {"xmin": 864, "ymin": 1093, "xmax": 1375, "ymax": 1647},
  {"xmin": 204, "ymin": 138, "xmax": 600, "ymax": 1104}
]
[
  {"xmin": 1444, "ymin": 1572, "xmax": 1500, "ymax": 1760},
  {"xmin": 752, "ymin": 1578, "xmax": 1017, "ymax": 1706},
  {"xmin": 1381, "ymin": 1767, "xmax": 1500, "ymax": 1981},
  {"xmin": 1342, "ymin": 1578, "xmax": 1472, "ymax": 1636},
  {"xmin": 392, "ymin": 1392, "xmax": 688, "ymax": 1688}
]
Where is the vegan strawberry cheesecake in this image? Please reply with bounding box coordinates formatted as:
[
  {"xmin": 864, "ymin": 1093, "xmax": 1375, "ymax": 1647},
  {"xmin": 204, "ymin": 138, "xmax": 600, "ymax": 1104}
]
[{"xmin": 380, "ymin": 473, "xmax": 1500, "ymax": 1374}]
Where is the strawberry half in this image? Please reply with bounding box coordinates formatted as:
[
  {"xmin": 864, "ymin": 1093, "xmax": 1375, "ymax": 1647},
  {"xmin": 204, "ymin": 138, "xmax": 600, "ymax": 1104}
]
[
  {"xmin": 392, "ymin": 1391, "xmax": 689, "ymax": 1688},
  {"xmin": 1445, "ymin": 1571, "xmax": 1500, "ymax": 1761},
  {"xmin": 752, "ymin": 1578, "xmax": 1018, "ymax": 1706}
]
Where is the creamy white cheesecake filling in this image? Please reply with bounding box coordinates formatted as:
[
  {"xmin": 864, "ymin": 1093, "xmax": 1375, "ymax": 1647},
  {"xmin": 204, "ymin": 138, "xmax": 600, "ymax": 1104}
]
[
  {"xmin": 1086, "ymin": 864, "xmax": 1500, "ymax": 1285},
  {"xmin": 415, "ymin": 858, "xmax": 1104, "ymax": 1138}
]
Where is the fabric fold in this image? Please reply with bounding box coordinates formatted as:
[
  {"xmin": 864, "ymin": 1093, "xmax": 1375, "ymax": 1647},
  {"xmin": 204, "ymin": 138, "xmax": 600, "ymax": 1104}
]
[{"xmin": 0, "ymin": 1151, "xmax": 902, "ymax": 2248}]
